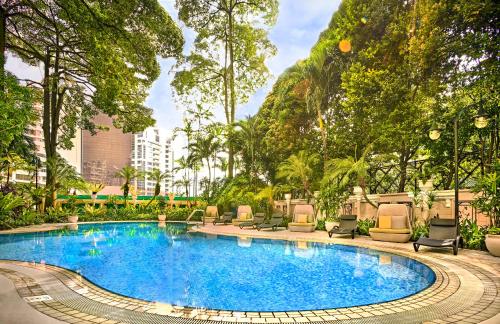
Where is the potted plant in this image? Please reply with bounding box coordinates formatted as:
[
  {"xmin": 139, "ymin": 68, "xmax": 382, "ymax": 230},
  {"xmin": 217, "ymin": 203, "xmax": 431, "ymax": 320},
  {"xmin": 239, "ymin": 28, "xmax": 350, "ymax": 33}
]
[
  {"xmin": 485, "ymin": 227, "xmax": 500, "ymax": 256},
  {"xmin": 156, "ymin": 206, "xmax": 166, "ymax": 221},
  {"xmin": 472, "ymin": 161, "xmax": 499, "ymax": 257},
  {"xmin": 65, "ymin": 196, "xmax": 79, "ymax": 223},
  {"xmin": 325, "ymin": 214, "xmax": 340, "ymax": 232},
  {"xmin": 317, "ymin": 183, "xmax": 349, "ymax": 232}
]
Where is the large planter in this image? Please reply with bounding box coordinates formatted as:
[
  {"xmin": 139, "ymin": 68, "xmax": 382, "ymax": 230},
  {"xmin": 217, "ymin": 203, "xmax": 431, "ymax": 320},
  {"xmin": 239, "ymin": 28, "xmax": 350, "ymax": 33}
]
[
  {"xmin": 485, "ymin": 234, "xmax": 500, "ymax": 257},
  {"xmin": 325, "ymin": 221, "xmax": 339, "ymax": 232},
  {"xmin": 67, "ymin": 215, "xmax": 78, "ymax": 223},
  {"xmin": 158, "ymin": 214, "xmax": 166, "ymax": 221}
]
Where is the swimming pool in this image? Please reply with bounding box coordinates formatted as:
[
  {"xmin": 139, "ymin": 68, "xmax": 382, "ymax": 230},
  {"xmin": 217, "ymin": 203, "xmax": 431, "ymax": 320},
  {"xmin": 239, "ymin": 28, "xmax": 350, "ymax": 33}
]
[{"xmin": 0, "ymin": 222, "xmax": 435, "ymax": 311}]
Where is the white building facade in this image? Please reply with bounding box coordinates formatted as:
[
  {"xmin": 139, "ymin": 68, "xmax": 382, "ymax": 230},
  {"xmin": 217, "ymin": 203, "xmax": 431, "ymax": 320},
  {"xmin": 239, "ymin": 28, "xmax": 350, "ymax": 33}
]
[
  {"xmin": 131, "ymin": 127, "xmax": 173, "ymax": 196},
  {"xmin": 13, "ymin": 104, "xmax": 82, "ymax": 185}
]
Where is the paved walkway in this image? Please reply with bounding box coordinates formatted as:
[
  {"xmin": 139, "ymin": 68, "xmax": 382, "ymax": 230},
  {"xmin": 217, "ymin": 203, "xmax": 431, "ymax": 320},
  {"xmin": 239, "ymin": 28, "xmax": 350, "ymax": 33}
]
[{"xmin": 0, "ymin": 222, "xmax": 499, "ymax": 324}]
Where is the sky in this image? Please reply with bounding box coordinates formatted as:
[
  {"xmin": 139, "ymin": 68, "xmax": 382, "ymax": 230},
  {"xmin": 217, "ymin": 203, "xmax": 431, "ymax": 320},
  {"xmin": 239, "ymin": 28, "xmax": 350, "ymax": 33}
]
[
  {"xmin": 5, "ymin": 0, "xmax": 341, "ymax": 183},
  {"xmin": 148, "ymin": 0, "xmax": 341, "ymax": 132}
]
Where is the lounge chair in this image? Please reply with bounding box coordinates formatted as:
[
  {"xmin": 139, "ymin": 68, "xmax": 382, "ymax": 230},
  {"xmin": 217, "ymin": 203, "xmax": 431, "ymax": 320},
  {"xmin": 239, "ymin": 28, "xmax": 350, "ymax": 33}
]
[
  {"xmin": 239, "ymin": 213, "xmax": 265, "ymax": 229},
  {"xmin": 328, "ymin": 215, "xmax": 357, "ymax": 239},
  {"xmin": 413, "ymin": 218, "xmax": 462, "ymax": 255},
  {"xmin": 369, "ymin": 203, "xmax": 412, "ymax": 243},
  {"xmin": 232, "ymin": 205, "xmax": 253, "ymax": 226},
  {"xmin": 213, "ymin": 212, "xmax": 233, "ymax": 225},
  {"xmin": 288, "ymin": 204, "xmax": 315, "ymax": 232},
  {"xmin": 257, "ymin": 213, "xmax": 284, "ymax": 231}
]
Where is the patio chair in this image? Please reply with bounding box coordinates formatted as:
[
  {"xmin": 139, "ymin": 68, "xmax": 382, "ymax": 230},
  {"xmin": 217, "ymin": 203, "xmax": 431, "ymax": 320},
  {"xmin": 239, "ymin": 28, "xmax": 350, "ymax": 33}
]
[
  {"xmin": 213, "ymin": 211, "xmax": 233, "ymax": 225},
  {"xmin": 232, "ymin": 205, "xmax": 254, "ymax": 226},
  {"xmin": 413, "ymin": 218, "xmax": 462, "ymax": 255},
  {"xmin": 257, "ymin": 213, "xmax": 284, "ymax": 231},
  {"xmin": 239, "ymin": 213, "xmax": 266, "ymax": 229},
  {"xmin": 369, "ymin": 204, "xmax": 412, "ymax": 243},
  {"xmin": 288, "ymin": 204, "xmax": 315, "ymax": 232},
  {"xmin": 328, "ymin": 215, "xmax": 358, "ymax": 239}
]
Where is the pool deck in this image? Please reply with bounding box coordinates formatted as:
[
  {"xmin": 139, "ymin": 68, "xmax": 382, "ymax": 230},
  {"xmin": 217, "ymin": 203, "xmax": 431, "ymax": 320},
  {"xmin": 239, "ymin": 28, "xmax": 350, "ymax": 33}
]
[{"xmin": 0, "ymin": 222, "xmax": 499, "ymax": 324}]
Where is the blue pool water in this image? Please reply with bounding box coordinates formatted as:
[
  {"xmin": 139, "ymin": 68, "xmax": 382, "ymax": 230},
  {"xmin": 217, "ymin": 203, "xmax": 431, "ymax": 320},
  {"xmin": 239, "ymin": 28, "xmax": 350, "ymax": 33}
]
[{"xmin": 0, "ymin": 222, "xmax": 435, "ymax": 311}]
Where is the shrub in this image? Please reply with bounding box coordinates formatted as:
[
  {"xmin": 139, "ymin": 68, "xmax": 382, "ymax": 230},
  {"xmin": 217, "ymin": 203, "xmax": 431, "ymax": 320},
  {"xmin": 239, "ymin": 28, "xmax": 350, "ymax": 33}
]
[
  {"xmin": 460, "ymin": 218, "xmax": 487, "ymax": 250},
  {"xmin": 44, "ymin": 207, "xmax": 67, "ymax": 223},
  {"xmin": 411, "ymin": 222, "xmax": 430, "ymax": 241},
  {"xmin": 357, "ymin": 218, "xmax": 375, "ymax": 235},
  {"xmin": 316, "ymin": 219, "xmax": 326, "ymax": 231},
  {"xmin": 165, "ymin": 207, "xmax": 198, "ymax": 221}
]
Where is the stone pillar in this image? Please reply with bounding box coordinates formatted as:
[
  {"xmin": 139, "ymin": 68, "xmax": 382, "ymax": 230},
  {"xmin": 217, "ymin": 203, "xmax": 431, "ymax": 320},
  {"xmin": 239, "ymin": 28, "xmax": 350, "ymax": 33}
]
[
  {"xmin": 353, "ymin": 186, "xmax": 363, "ymax": 218},
  {"xmin": 285, "ymin": 193, "xmax": 291, "ymax": 217}
]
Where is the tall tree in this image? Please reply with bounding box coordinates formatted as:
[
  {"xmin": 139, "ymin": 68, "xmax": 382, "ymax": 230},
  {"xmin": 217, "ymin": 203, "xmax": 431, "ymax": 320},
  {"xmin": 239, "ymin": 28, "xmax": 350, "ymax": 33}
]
[
  {"xmin": 5, "ymin": 0, "xmax": 183, "ymax": 206},
  {"xmin": 173, "ymin": 0, "xmax": 278, "ymax": 178}
]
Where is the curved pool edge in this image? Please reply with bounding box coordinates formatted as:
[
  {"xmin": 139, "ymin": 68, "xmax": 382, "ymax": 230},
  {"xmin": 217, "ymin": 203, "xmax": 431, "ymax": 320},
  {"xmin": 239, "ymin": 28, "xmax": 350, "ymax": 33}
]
[
  {"xmin": 0, "ymin": 223, "xmax": 443, "ymax": 313},
  {"xmin": 0, "ymin": 220, "xmax": 439, "ymax": 314},
  {"xmin": 0, "ymin": 228, "xmax": 499, "ymax": 323}
]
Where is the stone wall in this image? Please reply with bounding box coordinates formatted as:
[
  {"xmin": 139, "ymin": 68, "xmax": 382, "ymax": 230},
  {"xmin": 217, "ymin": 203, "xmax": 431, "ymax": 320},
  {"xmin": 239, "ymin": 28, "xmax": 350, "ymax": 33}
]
[{"xmin": 275, "ymin": 185, "xmax": 491, "ymax": 226}]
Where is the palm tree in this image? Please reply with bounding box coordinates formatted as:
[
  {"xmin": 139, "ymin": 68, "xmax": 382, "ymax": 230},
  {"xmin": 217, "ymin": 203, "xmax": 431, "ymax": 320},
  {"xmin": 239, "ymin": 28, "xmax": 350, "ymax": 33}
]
[
  {"xmin": 87, "ymin": 182, "xmax": 105, "ymax": 206},
  {"xmin": 206, "ymin": 122, "xmax": 225, "ymax": 181},
  {"xmin": 235, "ymin": 115, "xmax": 260, "ymax": 188},
  {"xmin": 173, "ymin": 156, "xmax": 192, "ymax": 199},
  {"xmin": 277, "ymin": 150, "xmax": 320, "ymax": 199},
  {"xmin": 1, "ymin": 153, "xmax": 28, "ymax": 185},
  {"xmin": 288, "ymin": 44, "xmax": 334, "ymax": 164},
  {"xmin": 115, "ymin": 166, "xmax": 138, "ymax": 203},
  {"xmin": 87, "ymin": 183, "xmax": 105, "ymax": 196},
  {"xmin": 45, "ymin": 156, "xmax": 85, "ymax": 207},
  {"xmin": 322, "ymin": 144, "xmax": 377, "ymax": 208},
  {"xmin": 146, "ymin": 168, "xmax": 169, "ymax": 206},
  {"xmin": 190, "ymin": 133, "xmax": 221, "ymax": 197},
  {"xmin": 216, "ymin": 156, "xmax": 228, "ymax": 178}
]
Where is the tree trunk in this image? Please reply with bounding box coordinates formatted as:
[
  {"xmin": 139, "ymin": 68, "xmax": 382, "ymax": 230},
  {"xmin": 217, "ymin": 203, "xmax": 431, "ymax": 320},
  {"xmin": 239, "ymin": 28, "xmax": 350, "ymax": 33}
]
[
  {"xmin": 206, "ymin": 158, "xmax": 211, "ymax": 199},
  {"xmin": 0, "ymin": 7, "xmax": 5, "ymax": 94},
  {"xmin": 398, "ymin": 149, "xmax": 408, "ymax": 193},
  {"xmin": 42, "ymin": 48, "xmax": 55, "ymax": 209},
  {"xmin": 360, "ymin": 177, "xmax": 378, "ymax": 208},
  {"xmin": 227, "ymin": 3, "xmax": 236, "ymax": 178}
]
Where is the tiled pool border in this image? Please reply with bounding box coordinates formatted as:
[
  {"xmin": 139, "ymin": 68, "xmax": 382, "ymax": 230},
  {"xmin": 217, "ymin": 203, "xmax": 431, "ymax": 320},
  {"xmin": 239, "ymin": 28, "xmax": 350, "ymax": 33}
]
[{"xmin": 0, "ymin": 223, "xmax": 499, "ymax": 323}]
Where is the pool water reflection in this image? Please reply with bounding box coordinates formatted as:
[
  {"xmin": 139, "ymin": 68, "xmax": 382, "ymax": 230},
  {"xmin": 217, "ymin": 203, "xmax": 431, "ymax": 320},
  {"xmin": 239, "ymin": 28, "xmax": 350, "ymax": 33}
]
[{"xmin": 0, "ymin": 222, "xmax": 435, "ymax": 311}]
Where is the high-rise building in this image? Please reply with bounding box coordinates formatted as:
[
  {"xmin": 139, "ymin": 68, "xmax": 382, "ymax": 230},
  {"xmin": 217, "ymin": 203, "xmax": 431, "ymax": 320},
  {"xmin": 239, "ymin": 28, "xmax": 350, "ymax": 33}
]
[
  {"xmin": 13, "ymin": 103, "xmax": 82, "ymax": 185},
  {"xmin": 131, "ymin": 127, "xmax": 173, "ymax": 195},
  {"xmin": 82, "ymin": 114, "xmax": 133, "ymax": 186}
]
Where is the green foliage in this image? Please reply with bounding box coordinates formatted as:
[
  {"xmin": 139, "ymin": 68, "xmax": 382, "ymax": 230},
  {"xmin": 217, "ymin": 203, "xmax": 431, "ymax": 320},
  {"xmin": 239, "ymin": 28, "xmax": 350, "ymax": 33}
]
[
  {"xmin": 472, "ymin": 160, "xmax": 500, "ymax": 227},
  {"xmin": 115, "ymin": 166, "xmax": 138, "ymax": 199},
  {"xmin": 164, "ymin": 207, "xmax": 199, "ymax": 221},
  {"xmin": 277, "ymin": 150, "xmax": 320, "ymax": 198},
  {"xmin": 357, "ymin": 218, "xmax": 375, "ymax": 236},
  {"xmin": 215, "ymin": 175, "xmax": 263, "ymax": 212},
  {"xmin": 0, "ymin": 73, "xmax": 36, "ymax": 158},
  {"xmin": 487, "ymin": 227, "xmax": 500, "ymax": 235},
  {"xmin": 316, "ymin": 219, "xmax": 326, "ymax": 231},
  {"xmin": 460, "ymin": 219, "xmax": 487, "ymax": 250},
  {"xmin": 87, "ymin": 183, "xmax": 105, "ymax": 195},
  {"xmin": 317, "ymin": 183, "xmax": 350, "ymax": 221},
  {"xmin": 63, "ymin": 196, "xmax": 79, "ymax": 215},
  {"xmin": 411, "ymin": 222, "xmax": 430, "ymax": 242},
  {"xmin": 44, "ymin": 207, "xmax": 67, "ymax": 224},
  {"xmin": 173, "ymin": 0, "xmax": 278, "ymax": 177}
]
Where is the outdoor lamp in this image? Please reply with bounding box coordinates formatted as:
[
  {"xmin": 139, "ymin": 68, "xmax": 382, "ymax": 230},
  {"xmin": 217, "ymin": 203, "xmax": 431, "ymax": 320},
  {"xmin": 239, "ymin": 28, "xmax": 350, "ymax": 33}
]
[
  {"xmin": 474, "ymin": 106, "xmax": 489, "ymax": 129},
  {"xmin": 428, "ymin": 122, "xmax": 442, "ymax": 140}
]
